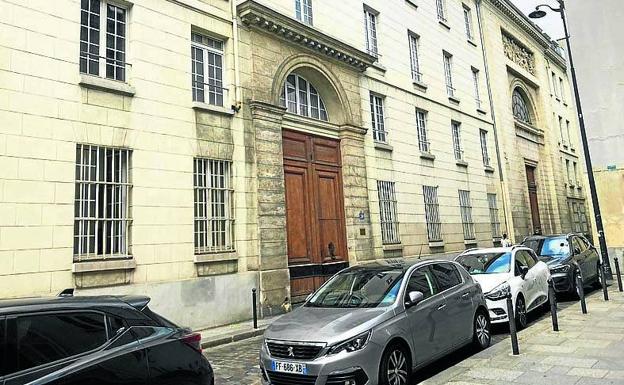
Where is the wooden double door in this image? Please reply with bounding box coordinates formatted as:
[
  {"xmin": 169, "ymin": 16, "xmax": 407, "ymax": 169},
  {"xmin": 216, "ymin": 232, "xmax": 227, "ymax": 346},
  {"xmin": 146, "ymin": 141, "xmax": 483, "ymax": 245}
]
[{"xmin": 282, "ymin": 130, "xmax": 348, "ymax": 301}]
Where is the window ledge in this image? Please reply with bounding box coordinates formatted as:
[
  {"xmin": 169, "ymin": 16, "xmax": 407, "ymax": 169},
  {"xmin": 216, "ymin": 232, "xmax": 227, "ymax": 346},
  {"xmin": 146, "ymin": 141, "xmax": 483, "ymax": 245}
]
[
  {"xmin": 484, "ymin": 165, "xmax": 495, "ymax": 173},
  {"xmin": 563, "ymin": 101, "xmax": 568, "ymax": 107},
  {"xmin": 374, "ymin": 142, "xmax": 394, "ymax": 152},
  {"xmin": 192, "ymin": 102, "xmax": 235, "ymax": 116},
  {"xmin": 429, "ymin": 240, "xmax": 445, "ymax": 248},
  {"xmin": 464, "ymin": 239, "xmax": 478, "ymax": 246},
  {"xmin": 467, "ymin": 38, "xmax": 478, "ymax": 47},
  {"xmin": 555, "ymin": 97, "xmax": 561, "ymax": 102},
  {"xmin": 72, "ymin": 258, "xmax": 136, "ymax": 274},
  {"xmin": 383, "ymin": 243, "xmax": 403, "ymax": 251},
  {"xmin": 406, "ymin": 0, "xmax": 418, "ymax": 8},
  {"xmin": 448, "ymin": 95, "xmax": 461, "ymax": 104},
  {"xmin": 194, "ymin": 252, "xmax": 237, "ymax": 264},
  {"xmin": 456, "ymin": 160, "xmax": 469, "ymax": 167},
  {"xmin": 369, "ymin": 61, "xmax": 387, "ymax": 74},
  {"xmin": 477, "ymin": 107, "xmax": 488, "ymax": 115},
  {"xmin": 79, "ymin": 74, "xmax": 135, "ymax": 96},
  {"xmin": 420, "ymin": 152, "xmax": 436, "ymax": 161},
  {"xmin": 438, "ymin": 19, "xmax": 451, "ymax": 30},
  {"xmin": 413, "ymin": 80, "xmax": 428, "ymax": 91}
]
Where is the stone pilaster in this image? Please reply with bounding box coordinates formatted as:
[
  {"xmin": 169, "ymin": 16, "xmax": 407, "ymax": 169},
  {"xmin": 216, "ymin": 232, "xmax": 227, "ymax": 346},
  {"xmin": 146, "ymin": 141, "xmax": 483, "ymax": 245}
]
[{"xmin": 249, "ymin": 101, "xmax": 289, "ymax": 316}]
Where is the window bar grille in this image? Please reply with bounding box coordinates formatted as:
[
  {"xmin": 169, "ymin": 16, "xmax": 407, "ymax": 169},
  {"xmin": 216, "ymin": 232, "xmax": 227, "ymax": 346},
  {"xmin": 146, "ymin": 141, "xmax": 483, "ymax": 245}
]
[
  {"xmin": 459, "ymin": 190, "xmax": 475, "ymax": 240},
  {"xmin": 378, "ymin": 181, "xmax": 400, "ymax": 244},
  {"xmin": 423, "ymin": 186, "xmax": 442, "ymax": 241},
  {"xmin": 488, "ymin": 193, "xmax": 501, "ymax": 238}
]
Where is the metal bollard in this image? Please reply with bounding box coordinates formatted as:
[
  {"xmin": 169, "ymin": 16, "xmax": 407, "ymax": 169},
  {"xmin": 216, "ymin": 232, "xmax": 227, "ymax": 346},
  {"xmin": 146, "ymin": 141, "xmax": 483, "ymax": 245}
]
[
  {"xmin": 548, "ymin": 279, "xmax": 559, "ymax": 331},
  {"xmin": 252, "ymin": 288, "xmax": 258, "ymax": 329},
  {"xmin": 505, "ymin": 293, "xmax": 520, "ymax": 355},
  {"xmin": 600, "ymin": 262, "xmax": 610, "ymax": 301},
  {"xmin": 615, "ymin": 258, "xmax": 623, "ymax": 292},
  {"xmin": 576, "ymin": 273, "xmax": 587, "ymax": 314}
]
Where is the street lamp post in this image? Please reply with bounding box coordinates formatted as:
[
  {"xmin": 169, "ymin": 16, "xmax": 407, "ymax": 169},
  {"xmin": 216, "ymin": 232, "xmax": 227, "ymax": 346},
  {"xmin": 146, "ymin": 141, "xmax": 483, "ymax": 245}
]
[{"xmin": 529, "ymin": 0, "xmax": 612, "ymax": 277}]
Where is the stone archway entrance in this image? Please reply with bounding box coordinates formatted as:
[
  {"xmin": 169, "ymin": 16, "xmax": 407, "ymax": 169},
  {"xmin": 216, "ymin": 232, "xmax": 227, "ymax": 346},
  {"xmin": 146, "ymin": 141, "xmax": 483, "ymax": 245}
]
[{"xmin": 282, "ymin": 130, "xmax": 348, "ymax": 302}]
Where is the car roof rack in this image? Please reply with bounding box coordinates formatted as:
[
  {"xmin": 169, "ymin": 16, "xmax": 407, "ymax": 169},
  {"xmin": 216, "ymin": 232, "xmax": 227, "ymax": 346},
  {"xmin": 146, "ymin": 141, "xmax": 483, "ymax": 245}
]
[{"xmin": 58, "ymin": 288, "xmax": 75, "ymax": 297}]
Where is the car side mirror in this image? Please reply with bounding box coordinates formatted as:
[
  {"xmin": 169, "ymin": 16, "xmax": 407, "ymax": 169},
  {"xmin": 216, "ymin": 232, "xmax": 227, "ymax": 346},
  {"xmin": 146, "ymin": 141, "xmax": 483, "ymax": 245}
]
[
  {"xmin": 519, "ymin": 266, "xmax": 529, "ymax": 278},
  {"xmin": 405, "ymin": 291, "xmax": 424, "ymax": 308}
]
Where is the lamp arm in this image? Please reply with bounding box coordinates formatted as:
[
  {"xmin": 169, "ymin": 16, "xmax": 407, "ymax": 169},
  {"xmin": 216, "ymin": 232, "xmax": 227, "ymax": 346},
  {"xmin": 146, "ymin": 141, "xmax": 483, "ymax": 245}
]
[{"xmin": 536, "ymin": 4, "xmax": 562, "ymax": 13}]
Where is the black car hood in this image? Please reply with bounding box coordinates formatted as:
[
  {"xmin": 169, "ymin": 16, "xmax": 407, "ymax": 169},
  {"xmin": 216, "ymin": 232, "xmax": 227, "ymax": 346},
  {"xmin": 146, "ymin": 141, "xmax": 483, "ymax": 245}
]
[{"xmin": 539, "ymin": 255, "xmax": 569, "ymax": 267}]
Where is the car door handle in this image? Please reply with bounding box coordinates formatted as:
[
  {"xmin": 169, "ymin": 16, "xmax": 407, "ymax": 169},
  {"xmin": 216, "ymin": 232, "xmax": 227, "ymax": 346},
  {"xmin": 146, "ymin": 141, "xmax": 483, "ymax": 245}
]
[
  {"xmin": 437, "ymin": 303, "xmax": 447, "ymax": 310},
  {"xmin": 461, "ymin": 292, "xmax": 471, "ymax": 299}
]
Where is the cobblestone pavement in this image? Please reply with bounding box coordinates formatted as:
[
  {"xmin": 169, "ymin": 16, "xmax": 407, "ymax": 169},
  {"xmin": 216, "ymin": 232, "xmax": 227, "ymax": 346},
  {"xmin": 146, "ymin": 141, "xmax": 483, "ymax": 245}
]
[{"xmin": 204, "ymin": 289, "xmax": 606, "ymax": 385}]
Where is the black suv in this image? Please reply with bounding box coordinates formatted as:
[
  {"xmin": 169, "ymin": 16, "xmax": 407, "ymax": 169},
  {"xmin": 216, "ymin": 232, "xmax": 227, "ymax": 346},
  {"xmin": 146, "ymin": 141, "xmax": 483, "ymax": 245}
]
[
  {"xmin": 0, "ymin": 291, "xmax": 213, "ymax": 385},
  {"xmin": 522, "ymin": 234, "xmax": 601, "ymax": 295}
]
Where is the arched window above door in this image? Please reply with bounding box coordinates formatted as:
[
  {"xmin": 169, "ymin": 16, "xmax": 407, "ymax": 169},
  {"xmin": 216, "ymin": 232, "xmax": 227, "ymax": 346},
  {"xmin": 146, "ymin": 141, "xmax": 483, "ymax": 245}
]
[
  {"xmin": 280, "ymin": 74, "xmax": 329, "ymax": 121},
  {"xmin": 512, "ymin": 88, "xmax": 532, "ymax": 124}
]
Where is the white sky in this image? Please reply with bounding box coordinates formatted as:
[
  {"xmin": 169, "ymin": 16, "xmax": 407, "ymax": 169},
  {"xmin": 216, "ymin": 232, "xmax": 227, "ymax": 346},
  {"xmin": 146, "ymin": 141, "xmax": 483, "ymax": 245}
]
[{"xmin": 509, "ymin": 0, "xmax": 565, "ymax": 40}]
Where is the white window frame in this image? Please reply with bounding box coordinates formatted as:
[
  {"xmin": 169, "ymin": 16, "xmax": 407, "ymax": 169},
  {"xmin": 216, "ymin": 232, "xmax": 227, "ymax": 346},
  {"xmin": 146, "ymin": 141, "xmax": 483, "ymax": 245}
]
[
  {"xmin": 295, "ymin": 0, "xmax": 313, "ymax": 25},
  {"xmin": 80, "ymin": 0, "xmax": 129, "ymax": 82},
  {"xmin": 451, "ymin": 121, "xmax": 463, "ymax": 160},
  {"xmin": 559, "ymin": 77, "xmax": 565, "ymax": 102},
  {"xmin": 408, "ymin": 32, "xmax": 422, "ymax": 82},
  {"xmin": 459, "ymin": 190, "xmax": 475, "ymax": 240},
  {"xmin": 472, "ymin": 68, "xmax": 481, "ymax": 109},
  {"xmin": 552, "ymin": 71, "xmax": 559, "ymax": 97},
  {"xmin": 191, "ymin": 32, "xmax": 226, "ymax": 106},
  {"xmin": 364, "ymin": 6, "xmax": 379, "ymax": 58},
  {"xmin": 416, "ymin": 109, "xmax": 429, "ymax": 153},
  {"xmin": 487, "ymin": 193, "xmax": 501, "ymax": 239},
  {"xmin": 443, "ymin": 52, "xmax": 455, "ymax": 97},
  {"xmin": 370, "ymin": 93, "xmax": 386, "ymax": 143},
  {"xmin": 280, "ymin": 73, "xmax": 328, "ymax": 121},
  {"xmin": 566, "ymin": 120, "xmax": 572, "ymax": 147},
  {"xmin": 463, "ymin": 5, "xmax": 474, "ymax": 40},
  {"xmin": 565, "ymin": 159, "xmax": 573, "ymax": 185},
  {"xmin": 480, "ymin": 129, "xmax": 490, "ymax": 167},
  {"xmin": 436, "ymin": 0, "xmax": 447, "ymax": 22},
  {"xmin": 423, "ymin": 185, "xmax": 442, "ymax": 242},
  {"xmin": 194, "ymin": 158, "xmax": 235, "ymax": 254},
  {"xmin": 74, "ymin": 144, "xmax": 132, "ymax": 261},
  {"xmin": 378, "ymin": 181, "xmax": 400, "ymax": 245}
]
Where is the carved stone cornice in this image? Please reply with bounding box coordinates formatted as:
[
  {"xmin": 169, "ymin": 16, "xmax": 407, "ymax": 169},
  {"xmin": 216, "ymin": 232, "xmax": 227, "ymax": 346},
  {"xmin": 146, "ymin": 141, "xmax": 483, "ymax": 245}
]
[
  {"xmin": 237, "ymin": 0, "xmax": 376, "ymax": 72},
  {"xmin": 249, "ymin": 100, "xmax": 287, "ymax": 123}
]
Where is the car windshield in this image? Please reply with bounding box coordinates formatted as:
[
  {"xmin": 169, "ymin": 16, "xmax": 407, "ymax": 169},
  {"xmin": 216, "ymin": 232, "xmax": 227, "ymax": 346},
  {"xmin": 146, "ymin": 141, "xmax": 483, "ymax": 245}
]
[
  {"xmin": 456, "ymin": 252, "xmax": 512, "ymax": 274},
  {"xmin": 538, "ymin": 237, "xmax": 570, "ymax": 258},
  {"xmin": 305, "ymin": 268, "xmax": 404, "ymax": 308}
]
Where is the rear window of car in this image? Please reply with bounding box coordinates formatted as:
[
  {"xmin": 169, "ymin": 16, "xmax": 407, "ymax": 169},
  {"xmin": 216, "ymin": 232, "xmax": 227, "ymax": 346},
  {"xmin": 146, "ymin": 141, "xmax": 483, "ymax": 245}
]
[
  {"xmin": 8, "ymin": 312, "xmax": 107, "ymax": 373},
  {"xmin": 141, "ymin": 307, "xmax": 177, "ymax": 328}
]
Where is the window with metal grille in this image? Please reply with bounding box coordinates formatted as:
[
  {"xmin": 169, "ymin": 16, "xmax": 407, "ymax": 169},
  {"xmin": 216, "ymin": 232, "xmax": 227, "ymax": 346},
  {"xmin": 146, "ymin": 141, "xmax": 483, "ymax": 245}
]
[
  {"xmin": 512, "ymin": 88, "xmax": 531, "ymax": 124},
  {"xmin": 73, "ymin": 144, "xmax": 132, "ymax": 260},
  {"xmin": 463, "ymin": 5, "xmax": 474, "ymax": 40},
  {"xmin": 295, "ymin": 0, "xmax": 313, "ymax": 25},
  {"xmin": 472, "ymin": 68, "xmax": 481, "ymax": 109},
  {"xmin": 80, "ymin": 0, "xmax": 128, "ymax": 81},
  {"xmin": 423, "ymin": 186, "xmax": 442, "ymax": 241},
  {"xmin": 370, "ymin": 93, "xmax": 386, "ymax": 143},
  {"xmin": 364, "ymin": 7, "xmax": 379, "ymax": 58},
  {"xmin": 279, "ymin": 74, "xmax": 328, "ymax": 121},
  {"xmin": 451, "ymin": 121, "xmax": 463, "ymax": 160},
  {"xmin": 408, "ymin": 32, "xmax": 422, "ymax": 82},
  {"xmin": 443, "ymin": 52, "xmax": 454, "ymax": 97},
  {"xmin": 487, "ymin": 193, "xmax": 501, "ymax": 238},
  {"xmin": 194, "ymin": 159, "xmax": 235, "ymax": 254},
  {"xmin": 377, "ymin": 181, "xmax": 400, "ymax": 244},
  {"xmin": 191, "ymin": 33, "xmax": 225, "ymax": 106},
  {"xmin": 480, "ymin": 129, "xmax": 490, "ymax": 166},
  {"xmin": 459, "ymin": 190, "xmax": 475, "ymax": 240},
  {"xmin": 415, "ymin": 109, "xmax": 429, "ymax": 153},
  {"xmin": 436, "ymin": 0, "xmax": 447, "ymax": 21}
]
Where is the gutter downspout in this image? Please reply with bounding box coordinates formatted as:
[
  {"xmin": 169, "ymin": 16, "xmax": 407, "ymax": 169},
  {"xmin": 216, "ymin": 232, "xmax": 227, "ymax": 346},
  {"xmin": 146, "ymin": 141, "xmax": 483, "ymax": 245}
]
[
  {"xmin": 231, "ymin": 0, "xmax": 242, "ymax": 109},
  {"xmin": 476, "ymin": 0, "xmax": 513, "ymax": 241}
]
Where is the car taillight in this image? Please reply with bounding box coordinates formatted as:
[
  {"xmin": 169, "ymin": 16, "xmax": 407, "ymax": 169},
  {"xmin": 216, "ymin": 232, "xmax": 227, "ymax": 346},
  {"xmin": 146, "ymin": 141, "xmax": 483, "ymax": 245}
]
[{"xmin": 182, "ymin": 332, "xmax": 203, "ymax": 353}]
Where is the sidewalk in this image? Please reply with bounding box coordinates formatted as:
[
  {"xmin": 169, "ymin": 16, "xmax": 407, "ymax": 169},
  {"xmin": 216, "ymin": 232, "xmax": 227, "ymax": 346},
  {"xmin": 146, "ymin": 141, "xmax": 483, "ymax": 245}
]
[
  {"xmin": 197, "ymin": 315, "xmax": 279, "ymax": 349},
  {"xmin": 422, "ymin": 290, "xmax": 624, "ymax": 385}
]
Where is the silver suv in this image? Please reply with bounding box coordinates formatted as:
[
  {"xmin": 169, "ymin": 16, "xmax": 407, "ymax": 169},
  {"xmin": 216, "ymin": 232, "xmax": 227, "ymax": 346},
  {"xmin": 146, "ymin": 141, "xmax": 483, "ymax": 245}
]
[{"xmin": 260, "ymin": 260, "xmax": 490, "ymax": 385}]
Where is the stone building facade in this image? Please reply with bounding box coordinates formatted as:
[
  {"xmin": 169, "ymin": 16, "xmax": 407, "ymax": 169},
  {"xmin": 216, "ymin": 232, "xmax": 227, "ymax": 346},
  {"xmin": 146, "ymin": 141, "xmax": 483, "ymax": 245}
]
[{"xmin": 0, "ymin": 0, "xmax": 589, "ymax": 329}]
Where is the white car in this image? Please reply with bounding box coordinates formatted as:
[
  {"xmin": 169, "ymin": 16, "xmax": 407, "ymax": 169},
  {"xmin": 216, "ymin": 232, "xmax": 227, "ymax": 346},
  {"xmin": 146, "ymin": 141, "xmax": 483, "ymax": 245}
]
[{"xmin": 455, "ymin": 246, "xmax": 550, "ymax": 329}]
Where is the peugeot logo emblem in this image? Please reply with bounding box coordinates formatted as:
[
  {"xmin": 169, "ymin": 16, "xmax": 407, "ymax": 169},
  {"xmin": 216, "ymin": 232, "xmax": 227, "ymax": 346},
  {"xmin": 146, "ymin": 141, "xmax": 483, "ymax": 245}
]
[{"xmin": 287, "ymin": 346, "xmax": 295, "ymax": 357}]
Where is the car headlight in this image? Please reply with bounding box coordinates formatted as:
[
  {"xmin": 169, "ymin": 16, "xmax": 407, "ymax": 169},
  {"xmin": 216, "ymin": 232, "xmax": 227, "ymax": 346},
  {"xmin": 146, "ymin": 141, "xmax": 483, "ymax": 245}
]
[
  {"xmin": 327, "ymin": 331, "xmax": 371, "ymax": 355},
  {"xmin": 550, "ymin": 264, "xmax": 570, "ymax": 274},
  {"xmin": 485, "ymin": 282, "xmax": 511, "ymax": 301}
]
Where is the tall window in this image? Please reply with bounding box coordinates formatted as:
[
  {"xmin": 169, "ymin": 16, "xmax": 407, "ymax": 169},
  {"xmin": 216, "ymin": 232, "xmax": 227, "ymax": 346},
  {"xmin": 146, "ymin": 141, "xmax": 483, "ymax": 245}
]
[
  {"xmin": 451, "ymin": 121, "xmax": 463, "ymax": 160},
  {"xmin": 408, "ymin": 33, "xmax": 422, "ymax": 82},
  {"xmin": 80, "ymin": 0, "xmax": 128, "ymax": 81},
  {"xmin": 472, "ymin": 68, "xmax": 481, "ymax": 109},
  {"xmin": 512, "ymin": 88, "xmax": 531, "ymax": 124},
  {"xmin": 463, "ymin": 5, "xmax": 474, "ymax": 40},
  {"xmin": 443, "ymin": 52, "xmax": 454, "ymax": 97},
  {"xmin": 295, "ymin": 0, "xmax": 313, "ymax": 25},
  {"xmin": 194, "ymin": 159, "xmax": 234, "ymax": 254},
  {"xmin": 191, "ymin": 33, "xmax": 224, "ymax": 106},
  {"xmin": 423, "ymin": 186, "xmax": 442, "ymax": 242},
  {"xmin": 573, "ymin": 161, "xmax": 579, "ymax": 185},
  {"xmin": 480, "ymin": 129, "xmax": 490, "ymax": 166},
  {"xmin": 378, "ymin": 181, "xmax": 400, "ymax": 244},
  {"xmin": 551, "ymin": 71, "xmax": 559, "ymax": 97},
  {"xmin": 436, "ymin": 0, "xmax": 447, "ymax": 22},
  {"xmin": 566, "ymin": 120, "xmax": 572, "ymax": 146},
  {"xmin": 364, "ymin": 7, "xmax": 379, "ymax": 58},
  {"xmin": 487, "ymin": 193, "xmax": 501, "ymax": 238},
  {"xmin": 74, "ymin": 144, "xmax": 131, "ymax": 260},
  {"xmin": 370, "ymin": 93, "xmax": 386, "ymax": 143},
  {"xmin": 558, "ymin": 116, "xmax": 566, "ymax": 144},
  {"xmin": 415, "ymin": 109, "xmax": 429, "ymax": 153},
  {"xmin": 280, "ymin": 74, "xmax": 328, "ymax": 121},
  {"xmin": 559, "ymin": 77, "xmax": 565, "ymax": 102},
  {"xmin": 459, "ymin": 190, "xmax": 475, "ymax": 240},
  {"xmin": 565, "ymin": 159, "xmax": 573, "ymax": 184}
]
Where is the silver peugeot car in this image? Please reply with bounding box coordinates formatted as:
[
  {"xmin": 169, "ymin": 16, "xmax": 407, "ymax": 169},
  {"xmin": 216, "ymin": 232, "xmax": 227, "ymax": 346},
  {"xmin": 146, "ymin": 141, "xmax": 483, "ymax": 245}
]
[{"xmin": 259, "ymin": 260, "xmax": 490, "ymax": 385}]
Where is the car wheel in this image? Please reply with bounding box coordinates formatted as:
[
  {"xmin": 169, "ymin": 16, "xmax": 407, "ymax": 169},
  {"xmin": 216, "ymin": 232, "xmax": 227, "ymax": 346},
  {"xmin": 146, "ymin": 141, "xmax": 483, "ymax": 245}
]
[
  {"xmin": 473, "ymin": 310, "xmax": 491, "ymax": 349},
  {"xmin": 515, "ymin": 296, "xmax": 527, "ymax": 330},
  {"xmin": 379, "ymin": 343, "xmax": 411, "ymax": 385}
]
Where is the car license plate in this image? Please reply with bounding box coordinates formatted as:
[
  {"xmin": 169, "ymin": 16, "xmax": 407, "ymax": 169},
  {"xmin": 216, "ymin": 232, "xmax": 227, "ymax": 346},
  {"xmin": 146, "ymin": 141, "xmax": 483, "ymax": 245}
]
[{"xmin": 271, "ymin": 360, "xmax": 307, "ymax": 375}]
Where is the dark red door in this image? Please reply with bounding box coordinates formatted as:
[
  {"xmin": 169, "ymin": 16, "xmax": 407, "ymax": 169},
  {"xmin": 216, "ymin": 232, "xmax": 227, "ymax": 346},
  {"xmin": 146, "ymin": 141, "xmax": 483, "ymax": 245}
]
[{"xmin": 526, "ymin": 165, "xmax": 542, "ymax": 235}]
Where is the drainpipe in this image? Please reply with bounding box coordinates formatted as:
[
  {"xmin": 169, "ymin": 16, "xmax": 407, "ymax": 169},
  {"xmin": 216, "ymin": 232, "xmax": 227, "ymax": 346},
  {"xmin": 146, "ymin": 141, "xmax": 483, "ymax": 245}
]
[
  {"xmin": 475, "ymin": 0, "xmax": 514, "ymax": 241},
  {"xmin": 231, "ymin": 0, "xmax": 242, "ymax": 109}
]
